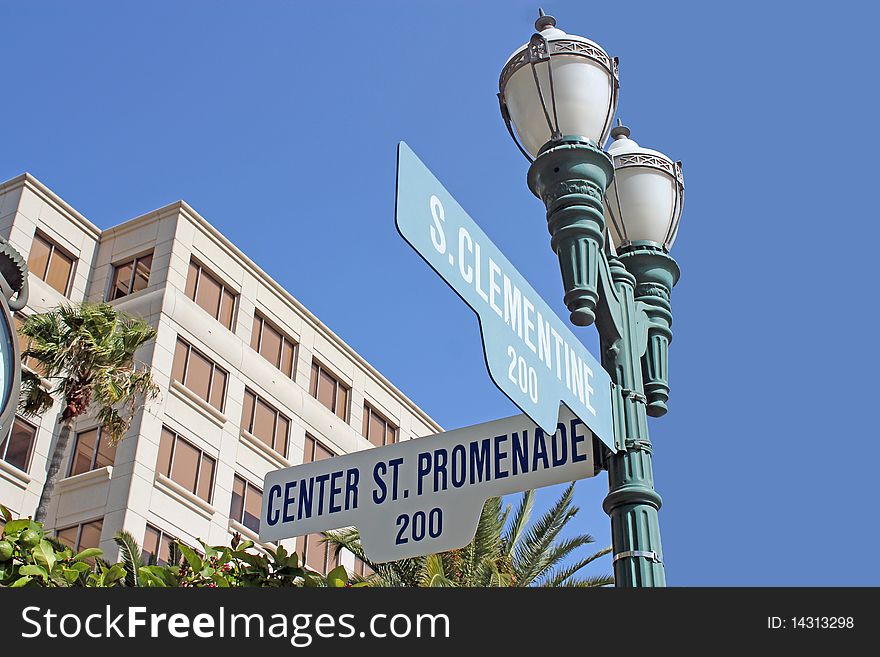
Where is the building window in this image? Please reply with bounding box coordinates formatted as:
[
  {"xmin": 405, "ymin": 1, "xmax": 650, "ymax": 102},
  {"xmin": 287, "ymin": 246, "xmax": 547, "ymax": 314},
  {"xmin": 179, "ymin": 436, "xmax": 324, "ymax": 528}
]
[
  {"xmin": 297, "ymin": 534, "xmax": 339, "ymax": 574},
  {"xmin": 0, "ymin": 417, "xmax": 37, "ymax": 473},
  {"xmin": 230, "ymin": 475, "xmax": 262, "ymax": 534},
  {"xmin": 156, "ymin": 426, "xmax": 216, "ymax": 503},
  {"xmin": 27, "ymin": 232, "xmax": 75, "ymax": 295},
  {"xmin": 172, "ymin": 337, "xmax": 228, "ymax": 412},
  {"xmin": 142, "ymin": 524, "xmax": 178, "ymax": 566},
  {"xmin": 302, "ymin": 434, "xmax": 334, "ymax": 464},
  {"xmin": 13, "ymin": 314, "xmax": 43, "ymax": 373},
  {"xmin": 68, "ymin": 427, "xmax": 117, "ymax": 477},
  {"xmin": 309, "ymin": 361, "xmax": 349, "ymax": 420},
  {"xmin": 250, "ymin": 312, "xmax": 297, "ymax": 378},
  {"xmin": 353, "ymin": 556, "xmax": 373, "ymax": 578},
  {"xmin": 362, "ymin": 404, "xmax": 397, "ymax": 448},
  {"xmin": 56, "ymin": 518, "xmax": 103, "ymax": 552},
  {"xmin": 185, "ymin": 259, "xmax": 237, "ymax": 330},
  {"xmin": 241, "ymin": 389, "xmax": 290, "ymax": 457},
  {"xmin": 109, "ymin": 252, "xmax": 153, "ymax": 300}
]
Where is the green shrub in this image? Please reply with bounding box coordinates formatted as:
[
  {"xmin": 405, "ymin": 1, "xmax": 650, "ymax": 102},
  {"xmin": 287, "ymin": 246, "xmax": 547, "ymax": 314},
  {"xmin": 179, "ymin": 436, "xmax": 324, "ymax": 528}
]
[{"xmin": 0, "ymin": 505, "xmax": 351, "ymax": 588}]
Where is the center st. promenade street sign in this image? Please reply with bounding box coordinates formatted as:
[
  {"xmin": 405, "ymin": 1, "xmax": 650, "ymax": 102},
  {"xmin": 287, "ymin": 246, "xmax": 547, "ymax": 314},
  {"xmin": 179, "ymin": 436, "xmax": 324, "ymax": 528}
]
[
  {"xmin": 260, "ymin": 407, "xmax": 598, "ymax": 562},
  {"xmin": 394, "ymin": 142, "xmax": 615, "ymax": 451}
]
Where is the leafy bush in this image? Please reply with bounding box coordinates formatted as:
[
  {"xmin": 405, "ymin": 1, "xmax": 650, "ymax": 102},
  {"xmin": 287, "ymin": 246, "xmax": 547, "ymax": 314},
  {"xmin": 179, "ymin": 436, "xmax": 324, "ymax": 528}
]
[{"xmin": 0, "ymin": 506, "xmax": 351, "ymax": 588}]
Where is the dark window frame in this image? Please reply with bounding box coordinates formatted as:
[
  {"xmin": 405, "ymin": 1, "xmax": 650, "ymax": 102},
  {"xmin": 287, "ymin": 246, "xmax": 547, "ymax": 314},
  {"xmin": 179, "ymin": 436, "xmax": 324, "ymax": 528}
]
[
  {"xmin": 67, "ymin": 426, "xmax": 117, "ymax": 477},
  {"xmin": 362, "ymin": 403, "xmax": 398, "ymax": 448},
  {"xmin": 28, "ymin": 230, "xmax": 77, "ymax": 296},
  {"xmin": 55, "ymin": 518, "xmax": 104, "ymax": 552},
  {"xmin": 309, "ymin": 360, "xmax": 351, "ymax": 421},
  {"xmin": 185, "ymin": 258, "xmax": 238, "ymax": 330},
  {"xmin": 108, "ymin": 251, "xmax": 154, "ymax": 300},
  {"xmin": 0, "ymin": 416, "xmax": 38, "ymax": 473},
  {"xmin": 241, "ymin": 388, "xmax": 291, "ymax": 458},
  {"xmin": 353, "ymin": 556, "xmax": 373, "ymax": 578},
  {"xmin": 298, "ymin": 533, "xmax": 339, "ymax": 574},
  {"xmin": 173, "ymin": 337, "xmax": 229, "ymax": 413},
  {"xmin": 13, "ymin": 313, "xmax": 43, "ymax": 373},
  {"xmin": 251, "ymin": 311, "xmax": 298, "ymax": 378},
  {"xmin": 141, "ymin": 523, "xmax": 180, "ymax": 566},
  {"xmin": 230, "ymin": 474, "xmax": 262, "ymax": 534},
  {"xmin": 302, "ymin": 433, "xmax": 335, "ymax": 464},
  {"xmin": 157, "ymin": 426, "xmax": 217, "ymax": 504}
]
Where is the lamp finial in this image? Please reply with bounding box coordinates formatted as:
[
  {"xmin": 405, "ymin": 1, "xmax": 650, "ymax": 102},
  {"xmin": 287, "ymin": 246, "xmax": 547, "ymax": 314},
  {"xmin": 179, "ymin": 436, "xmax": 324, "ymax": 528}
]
[
  {"xmin": 535, "ymin": 8, "xmax": 557, "ymax": 31},
  {"xmin": 611, "ymin": 118, "xmax": 631, "ymax": 140}
]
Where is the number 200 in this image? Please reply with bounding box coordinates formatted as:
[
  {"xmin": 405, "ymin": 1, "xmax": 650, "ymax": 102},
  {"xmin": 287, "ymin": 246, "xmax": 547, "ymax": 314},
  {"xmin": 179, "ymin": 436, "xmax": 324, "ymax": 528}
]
[
  {"xmin": 395, "ymin": 508, "xmax": 443, "ymax": 545},
  {"xmin": 508, "ymin": 345, "xmax": 538, "ymax": 403}
]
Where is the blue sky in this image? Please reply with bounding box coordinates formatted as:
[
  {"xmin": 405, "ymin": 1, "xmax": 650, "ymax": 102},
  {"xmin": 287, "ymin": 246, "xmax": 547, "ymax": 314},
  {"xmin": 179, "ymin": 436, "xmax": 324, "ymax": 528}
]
[{"xmin": 2, "ymin": 1, "xmax": 877, "ymax": 585}]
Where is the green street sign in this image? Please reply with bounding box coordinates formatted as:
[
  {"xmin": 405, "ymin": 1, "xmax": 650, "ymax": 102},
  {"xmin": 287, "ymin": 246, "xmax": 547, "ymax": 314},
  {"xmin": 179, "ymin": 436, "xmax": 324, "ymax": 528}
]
[{"xmin": 395, "ymin": 142, "xmax": 615, "ymax": 452}]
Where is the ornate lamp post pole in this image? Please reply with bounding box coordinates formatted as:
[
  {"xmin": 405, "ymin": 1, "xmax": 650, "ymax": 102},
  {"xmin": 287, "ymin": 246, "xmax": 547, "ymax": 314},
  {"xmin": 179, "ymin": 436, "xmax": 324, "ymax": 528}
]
[
  {"xmin": 498, "ymin": 11, "xmax": 684, "ymax": 587},
  {"xmin": 0, "ymin": 237, "xmax": 28, "ymax": 437}
]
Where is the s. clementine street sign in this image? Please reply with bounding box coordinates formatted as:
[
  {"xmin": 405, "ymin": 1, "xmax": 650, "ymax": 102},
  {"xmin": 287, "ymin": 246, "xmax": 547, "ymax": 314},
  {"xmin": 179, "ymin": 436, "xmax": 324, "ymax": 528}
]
[{"xmin": 394, "ymin": 142, "xmax": 615, "ymax": 451}]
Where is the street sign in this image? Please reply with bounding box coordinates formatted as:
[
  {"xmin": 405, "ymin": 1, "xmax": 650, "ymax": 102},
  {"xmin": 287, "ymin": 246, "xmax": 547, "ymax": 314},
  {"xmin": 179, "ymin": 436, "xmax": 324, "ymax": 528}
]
[
  {"xmin": 395, "ymin": 142, "xmax": 615, "ymax": 451},
  {"xmin": 260, "ymin": 407, "xmax": 598, "ymax": 563}
]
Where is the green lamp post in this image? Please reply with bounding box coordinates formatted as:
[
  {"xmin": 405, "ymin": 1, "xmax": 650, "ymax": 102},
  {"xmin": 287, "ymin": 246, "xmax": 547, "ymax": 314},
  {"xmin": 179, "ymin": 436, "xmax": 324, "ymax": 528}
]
[{"xmin": 498, "ymin": 11, "xmax": 684, "ymax": 587}]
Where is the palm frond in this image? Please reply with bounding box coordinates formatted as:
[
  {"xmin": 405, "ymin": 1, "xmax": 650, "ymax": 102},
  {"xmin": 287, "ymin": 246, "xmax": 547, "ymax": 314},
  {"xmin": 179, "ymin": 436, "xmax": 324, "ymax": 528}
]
[
  {"xmin": 530, "ymin": 534, "xmax": 601, "ymax": 583},
  {"xmin": 17, "ymin": 369, "xmax": 54, "ymax": 418},
  {"xmin": 97, "ymin": 406, "xmax": 130, "ymax": 444},
  {"xmin": 459, "ymin": 497, "xmax": 505, "ymax": 585},
  {"xmin": 560, "ymin": 573, "xmax": 615, "ymax": 587},
  {"xmin": 502, "ymin": 489, "xmax": 534, "ymax": 559},
  {"xmin": 512, "ymin": 483, "xmax": 578, "ymax": 585},
  {"xmin": 114, "ymin": 530, "xmax": 144, "ymax": 587},
  {"xmin": 540, "ymin": 546, "xmax": 613, "ymax": 586},
  {"xmin": 422, "ymin": 554, "xmax": 456, "ymax": 587}
]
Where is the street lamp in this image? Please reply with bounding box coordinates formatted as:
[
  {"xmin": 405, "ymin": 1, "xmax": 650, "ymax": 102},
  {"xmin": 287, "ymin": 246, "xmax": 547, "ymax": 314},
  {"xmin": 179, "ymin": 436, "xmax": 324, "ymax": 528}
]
[
  {"xmin": 498, "ymin": 9, "xmax": 618, "ymax": 159},
  {"xmin": 499, "ymin": 11, "xmax": 685, "ymax": 587},
  {"xmin": 605, "ymin": 122, "xmax": 683, "ymax": 418}
]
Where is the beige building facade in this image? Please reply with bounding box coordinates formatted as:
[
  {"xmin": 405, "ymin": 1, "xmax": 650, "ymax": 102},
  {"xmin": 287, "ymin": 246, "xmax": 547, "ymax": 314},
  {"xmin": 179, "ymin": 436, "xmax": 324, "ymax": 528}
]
[{"xmin": 0, "ymin": 172, "xmax": 440, "ymax": 574}]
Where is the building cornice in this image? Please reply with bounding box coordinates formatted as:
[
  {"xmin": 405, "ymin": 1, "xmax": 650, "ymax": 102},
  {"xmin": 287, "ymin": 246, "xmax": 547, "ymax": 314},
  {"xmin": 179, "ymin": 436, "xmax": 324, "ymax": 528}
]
[{"xmin": 0, "ymin": 173, "xmax": 101, "ymax": 240}]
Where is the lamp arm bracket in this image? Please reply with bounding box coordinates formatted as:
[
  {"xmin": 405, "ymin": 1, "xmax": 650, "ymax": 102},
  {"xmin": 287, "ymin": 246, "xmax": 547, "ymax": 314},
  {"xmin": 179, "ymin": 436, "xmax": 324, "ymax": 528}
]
[
  {"xmin": 634, "ymin": 301, "xmax": 653, "ymax": 358},
  {"xmin": 595, "ymin": 250, "xmax": 624, "ymax": 345}
]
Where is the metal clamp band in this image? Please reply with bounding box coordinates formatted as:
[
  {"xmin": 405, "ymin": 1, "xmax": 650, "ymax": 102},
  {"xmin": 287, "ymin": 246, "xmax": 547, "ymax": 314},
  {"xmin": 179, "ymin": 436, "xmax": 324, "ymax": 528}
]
[
  {"xmin": 612, "ymin": 550, "xmax": 662, "ymax": 564},
  {"xmin": 623, "ymin": 438, "xmax": 653, "ymax": 452},
  {"xmin": 620, "ymin": 388, "xmax": 647, "ymax": 404}
]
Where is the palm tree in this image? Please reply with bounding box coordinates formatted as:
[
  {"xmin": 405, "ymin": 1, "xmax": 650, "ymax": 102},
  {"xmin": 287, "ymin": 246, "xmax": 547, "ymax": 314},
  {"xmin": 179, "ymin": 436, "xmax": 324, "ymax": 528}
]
[
  {"xmin": 324, "ymin": 483, "xmax": 613, "ymax": 587},
  {"xmin": 17, "ymin": 303, "xmax": 159, "ymax": 523}
]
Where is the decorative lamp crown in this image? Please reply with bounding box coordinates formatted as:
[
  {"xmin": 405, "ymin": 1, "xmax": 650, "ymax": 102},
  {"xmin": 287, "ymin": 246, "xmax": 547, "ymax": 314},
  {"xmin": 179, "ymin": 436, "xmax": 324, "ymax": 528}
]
[
  {"xmin": 604, "ymin": 120, "xmax": 684, "ymax": 252},
  {"xmin": 498, "ymin": 10, "xmax": 619, "ymax": 161}
]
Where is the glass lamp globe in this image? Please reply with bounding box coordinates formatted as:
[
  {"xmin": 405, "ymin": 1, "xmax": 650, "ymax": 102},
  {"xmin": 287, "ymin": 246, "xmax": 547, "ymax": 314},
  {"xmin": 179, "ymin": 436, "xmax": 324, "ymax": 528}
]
[
  {"xmin": 604, "ymin": 122, "xmax": 684, "ymax": 252},
  {"xmin": 499, "ymin": 11, "xmax": 619, "ymax": 159}
]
